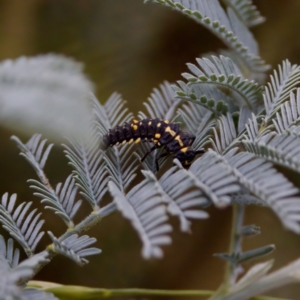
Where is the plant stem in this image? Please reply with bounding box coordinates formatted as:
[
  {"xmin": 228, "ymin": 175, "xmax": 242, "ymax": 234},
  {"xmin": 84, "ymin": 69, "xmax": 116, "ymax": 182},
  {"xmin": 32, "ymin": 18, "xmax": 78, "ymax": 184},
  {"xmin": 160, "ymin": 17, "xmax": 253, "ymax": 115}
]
[
  {"xmin": 20, "ymin": 204, "xmax": 115, "ymax": 284},
  {"xmin": 225, "ymin": 203, "xmax": 245, "ymax": 289},
  {"xmin": 27, "ymin": 282, "xmax": 292, "ymax": 300}
]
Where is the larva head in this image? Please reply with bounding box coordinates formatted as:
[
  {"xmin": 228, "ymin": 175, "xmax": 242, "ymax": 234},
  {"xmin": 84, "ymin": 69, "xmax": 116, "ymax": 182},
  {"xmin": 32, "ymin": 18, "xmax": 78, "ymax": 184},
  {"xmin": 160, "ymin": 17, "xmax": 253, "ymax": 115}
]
[{"xmin": 174, "ymin": 147, "xmax": 205, "ymax": 168}]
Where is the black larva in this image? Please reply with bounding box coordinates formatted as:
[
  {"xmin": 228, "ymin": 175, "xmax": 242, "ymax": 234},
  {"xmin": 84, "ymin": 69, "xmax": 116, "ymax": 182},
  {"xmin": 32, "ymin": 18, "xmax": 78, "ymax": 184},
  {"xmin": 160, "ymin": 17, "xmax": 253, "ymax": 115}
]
[{"xmin": 103, "ymin": 118, "xmax": 204, "ymax": 170}]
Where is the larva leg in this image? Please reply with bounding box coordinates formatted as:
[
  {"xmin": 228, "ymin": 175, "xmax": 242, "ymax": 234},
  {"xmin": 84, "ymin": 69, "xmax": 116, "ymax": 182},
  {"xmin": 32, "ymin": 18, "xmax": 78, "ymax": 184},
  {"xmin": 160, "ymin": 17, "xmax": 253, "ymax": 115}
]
[
  {"xmin": 141, "ymin": 145, "xmax": 158, "ymax": 162},
  {"xmin": 155, "ymin": 152, "xmax": 169, "ymax": 172}
]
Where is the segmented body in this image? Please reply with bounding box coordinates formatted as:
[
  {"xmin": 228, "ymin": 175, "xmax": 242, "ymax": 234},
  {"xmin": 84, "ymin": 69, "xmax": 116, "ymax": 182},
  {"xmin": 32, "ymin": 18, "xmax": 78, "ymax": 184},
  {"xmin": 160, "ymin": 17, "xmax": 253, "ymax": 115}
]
[{"xmin": 103, "ymin": 118, "xmax": 204, "ymax": 169}]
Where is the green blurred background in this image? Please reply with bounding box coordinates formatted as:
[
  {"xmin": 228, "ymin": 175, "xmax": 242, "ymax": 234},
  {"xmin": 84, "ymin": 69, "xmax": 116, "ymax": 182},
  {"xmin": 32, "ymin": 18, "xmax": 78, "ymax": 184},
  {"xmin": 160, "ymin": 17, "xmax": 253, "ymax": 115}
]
[{"xmin": 0, "ymin": 0, "xmax": 300, "ymax": 299}]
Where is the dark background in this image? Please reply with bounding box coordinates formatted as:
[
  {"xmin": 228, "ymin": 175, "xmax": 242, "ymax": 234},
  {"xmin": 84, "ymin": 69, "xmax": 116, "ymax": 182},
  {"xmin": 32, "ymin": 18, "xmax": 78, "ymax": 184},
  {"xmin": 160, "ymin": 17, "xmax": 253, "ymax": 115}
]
[{"xmin": 0, "ymin": 1, "xmax": 300, "ymax": 299}]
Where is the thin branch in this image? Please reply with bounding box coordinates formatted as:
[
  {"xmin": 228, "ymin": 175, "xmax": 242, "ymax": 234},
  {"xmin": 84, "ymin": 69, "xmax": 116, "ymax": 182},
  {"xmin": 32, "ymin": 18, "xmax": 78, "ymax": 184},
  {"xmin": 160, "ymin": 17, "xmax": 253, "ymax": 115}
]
[
  {"xmin": 26, "ymin": 282, "xmax": 292, "ymax": 300},
  {"xmin": 225, "ymin": 204, "xmax": 245, "ymax": 288},
  {"xmin": 19, "ymin": 203, "xmax": 115, "ymax": 284}
]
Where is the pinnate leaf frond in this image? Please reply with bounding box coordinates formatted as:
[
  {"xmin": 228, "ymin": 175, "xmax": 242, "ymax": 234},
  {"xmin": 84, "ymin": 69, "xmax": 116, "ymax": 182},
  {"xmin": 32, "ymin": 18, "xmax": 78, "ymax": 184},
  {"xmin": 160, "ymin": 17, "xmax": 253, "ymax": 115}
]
[
  {"xmin": 263, "ymin": 60, "xmax": 300, "ymax": 124},
  {"xmin": 0, "ymin": 251, "xmax": 49, "ymax": 300},
  {"xmin": 11, "ymin": 134, "xmax": 53, "ymax": 184},
  {"xmin": 29, "ymin": 175, "xmax": 82, "ymax": 228},
  {"xmin": 93, "ymin": 94, "xmax": 139, "ymax": 192},
  {"xmin": 48, "ymin": 232, "xmax": 101, "ymax": 266},
  {"xmin": 139, "ymin": 81, "xmax": 180, "ymax": 120},
  {"xmin": 146, "ymin": 0, "xmax": 269, "ymax": 72},
  {"xmin": 221, "ymin": 0, "xmax": 265, "ymax": 27},
  {"xmin": 22, "ymin": 289, "xmax": 58, "ymax": 300},
  {"xmin": 180, "ymin": 56, "xmax": 262, "ymax": 110},
  {"xmin": 272, "ymin": 88, "xmax": 300, "ymax": 134},
  {"xmin": 0, "ymin": 193, "xmax": 44, "ymax": 257},
  {"xmin": 104, "ymin": 145, "xmax": 139, "ymax": 192},
  {"xmin": 158, "ymin": 166, "xmax": 210, "ymax": 232},
  {"xmin": 136, "ymin": 82, "xmax": 182, "ymax": 172},
  {"xmin": 224, "ymin": 149, "xmax": 300, "ymax": 233},
  {"xmin": 108, "ymin": 171, "xmax": 172, "ymax": 259},
  {"xmin": 93, "ymin": 93, "xmax": 133, "ymax": 138},
  {"xmin": 63, "ymin": 137, "xmax": 109, "ymax": 209},
  {"xmin": 243, "ymin": 133, "xmax": 300, "ymax": 174},
  {"xmin": 0, "ymin": 235, "xmax": 20, "ymax": 268},
  {"xmin": 0, "ymin": 55, "xmax": 93, "ymax": 142},
  {"xmin": 211, "ymin": 113, "xmax": 239, "ymax": 154},
  {"xmin": 178, "ymin": 102, "xmax": 215, "ymax": 151},
  {"xmin": 231, "ymin": 260, "xmax": 273, "ymax": 293},
  {"xmin": 173, "ymin": 81, "xmax": 229, "ymax": 115},
  {"xmin": 181, "ymin": 151, "xmax": 241, "ymax": 207}
]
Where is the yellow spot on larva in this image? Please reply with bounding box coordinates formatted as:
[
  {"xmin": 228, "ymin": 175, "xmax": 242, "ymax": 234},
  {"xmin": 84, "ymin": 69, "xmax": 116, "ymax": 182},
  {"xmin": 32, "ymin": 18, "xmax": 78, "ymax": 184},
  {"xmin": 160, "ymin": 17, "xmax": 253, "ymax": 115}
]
[
  {"xmin": 115, "ymin": 142, "xmax": 119, "ymax": 146},
  {"xmin": 157, "ymin": 142, "xmax": 161, "ymax": 146},
  {"xmin": 122, "ymin": 140, "xmax": 127, "ymax": 145},
  {"xmin": 139, "ymin": 122, "xmax": 143, "ymax": 126},
  {"xmin": 165, "ymin": 126, "xmax": 176, "ymax": 137},
  {"xmin": 164, "ymin": 120, "xmax": 169, "ymax": 124},
  {"xmin": 128, "ymin": 139, "xmax": 134, "ymax": 144},
  {"xmin": 148, "ymin": 121, "xmax": 152, "ymax": 126},
  {"xmin": 132, "ymin": 125, "xmax": 138, "ymax": 131},
  {"xmin": 155, "ymin": 133, "xmax": 161, "ymax": 139},
  {"xmin": 135, "ymin": 138, "xmax": 141, "ymax": 144},
  {"xmin": 153, "ymin": 139, "xmax": 158, "ymax": 143},
  {"xmin": 157, "ymin": 123, "xmax": 161, "ymax": 127},
  {"xmin": 175, "ymin": 136, "xmax": 184, "ymax": 147},
  {"xmin": 133, "ymin": 119, "xmax": 139, "ymax": 124},
  {"xmin": 180, "ymin": 147, "xmax": 188, "ymax": 153}
]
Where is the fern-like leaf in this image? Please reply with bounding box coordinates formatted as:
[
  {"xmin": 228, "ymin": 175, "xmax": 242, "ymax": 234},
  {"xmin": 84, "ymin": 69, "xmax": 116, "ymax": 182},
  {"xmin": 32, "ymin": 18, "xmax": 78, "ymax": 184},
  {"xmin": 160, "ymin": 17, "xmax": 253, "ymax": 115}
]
[
  {"xmin": 178, "ymin": 102, "xmax": 215, "ymax": 151},
  {"xmin": 11, "ymin": 134, "xmax": 53, "ymax": 184},
  {"xmin": 139, "ymin": 81, "xmax": 180, "ymax": 120},
  {"xmin": 0, "ymin": 54, "xmax": 94, "ymax": 142},
  {"xmin": 231, "ymin": 260, "xmax": 273, "ymax": 293},
  {"xmin": 22, "ymin": 289, "xmax": 58, "ymax": 300},
  {"xmin": 221, "ymin": 0, "xmax": 265, "ymax": 27},
  {"xmin": 272, "ymin": 88, "xmax": 300, "ymax": 134},
  {"xmin": 224, "ymin": 148, "xmax": 300, "ymax": 233},
  {"xmin": 136, "ymin": 85, "xmax": 178, "ymax": 172},
  {"xmin": 63, "ymin": 137, "xmax": 109, "ymax": 209},
  {"xmin": 108, "ymin": 170, "xmax": 172, "ymax": 259},
  {"xmin": 135, "ymin": 82, "xmax": 182, "ymax": 172},
  {"xmin": 104, "ymin": 145, "xmax": 139, "ymax": 192},
  {"xmin": 211, "ymin": 113, "xmax": 237, "ymax": 153},
  {"xmin": 29, "ymin": 175, "xmax": 82, "ymax": 228},
  {"xmin": 0, "ymin": 193, "xmax": 44, "ymax": 257},
  {"xmin": 243, "ymin": 133, "xmax": 300, "ymax": 174},
  {"xmin": 0, "ymin": 251, "xmax": 49, "ymax": 300},
  {"xmin": 263, "ymin": 60, "xmax": 300, "ymax": 124},
  {"xmin": 0, "ymin": 236, "xmax": 20, "ymax": 268},
  {"xmin": 48, "ymin": 232, "xmax": 101, "ymax": 266},
  {"xmin": 244, "ymin": 113, "xmax": 270, "ymax": 142},
  {"xmin": 211, "ymin": 106, "xmax": 252, "ymax": 154},
  {"xmin": 174, "ymin": 79, "xmax": 238, "ymax": 113},
  {"xmin": 93, "ymin": 94, "xmax": 139, "ymax": 192},
  {"xmin": 146, "ymin": 0, "xmax": 269, "ymax": 72},
  {"xmin": 93, "ymin": 93, "xmax": 132, "ymax": 138},
  {"xmin": 173, "ymin": 151, "xmax": 241, "ymax": 208},
  {"xmin": 158, "ymin": 166, "xmax": 210, "ymax": 232},
  {"xmin": 179, "ymin": 55, "xmax": 262, "ymax": 110}
]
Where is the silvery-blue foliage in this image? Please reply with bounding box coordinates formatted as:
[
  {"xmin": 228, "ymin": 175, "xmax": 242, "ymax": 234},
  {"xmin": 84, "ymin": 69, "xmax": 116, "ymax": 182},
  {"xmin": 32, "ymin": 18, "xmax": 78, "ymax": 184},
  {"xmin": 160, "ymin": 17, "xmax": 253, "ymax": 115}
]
[
  {"xmin": 48, "ymin": 232, "xmax": 101, "ymax": 266},
  {"xmin": 1, "ymin": 1, "xmax": 300, "ymax": 299},
  {"xmin": 0, "ymin": 54, "xmax": 94, "ymax": 143}
]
